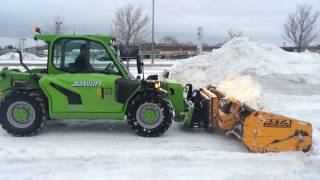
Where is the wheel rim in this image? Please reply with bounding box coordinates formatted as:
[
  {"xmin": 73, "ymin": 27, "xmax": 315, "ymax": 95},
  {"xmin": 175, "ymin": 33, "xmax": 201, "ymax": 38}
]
[
  {"xmin": 143, "ymin": 109, "xmax": 158, "ymax": 123},
  {"xmin": 7, "ymin": 101, "xmax": 36, "ymax": 128},
  {"xmin": 136, "ymin": 103, "xmax": 163, "ymax": 129}
]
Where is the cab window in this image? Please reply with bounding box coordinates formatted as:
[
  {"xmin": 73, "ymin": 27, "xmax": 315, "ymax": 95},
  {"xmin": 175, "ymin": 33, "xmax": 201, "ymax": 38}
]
[{"xmin": 53, "ymin": 39, "xmax": 119, "ymax": 74}]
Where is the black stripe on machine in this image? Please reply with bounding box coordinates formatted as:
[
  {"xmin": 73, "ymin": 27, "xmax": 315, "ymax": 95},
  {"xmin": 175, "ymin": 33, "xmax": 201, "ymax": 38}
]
[{"xmin": 50, "ymin": 83, "xmax": 83, "ymax": 105}]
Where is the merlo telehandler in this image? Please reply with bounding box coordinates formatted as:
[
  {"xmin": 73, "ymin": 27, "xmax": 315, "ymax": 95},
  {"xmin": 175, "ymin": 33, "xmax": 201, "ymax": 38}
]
[{"xmin": 0, "ymin": 28, "xmax": 313, "ymax": 153}]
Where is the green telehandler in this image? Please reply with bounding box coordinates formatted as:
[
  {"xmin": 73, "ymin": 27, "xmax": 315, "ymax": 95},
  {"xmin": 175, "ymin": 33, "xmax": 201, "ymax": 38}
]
[
  {"xmin": 0, "ymin": 28, "xmax": 313, "ymax": 153},
  {"xmin": 0, "ymin": 28, "xmax": 189, "ymax": 137}
]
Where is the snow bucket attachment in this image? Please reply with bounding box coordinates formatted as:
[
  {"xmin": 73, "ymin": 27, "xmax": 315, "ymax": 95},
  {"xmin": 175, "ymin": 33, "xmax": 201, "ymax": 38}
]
[
  {"xmin": 188, "ymin": 86, "xmax": 313, "ymax": 153},
  {"xmin": 242, "ymin": 112, "xmax": 312, "ymax": 153}
]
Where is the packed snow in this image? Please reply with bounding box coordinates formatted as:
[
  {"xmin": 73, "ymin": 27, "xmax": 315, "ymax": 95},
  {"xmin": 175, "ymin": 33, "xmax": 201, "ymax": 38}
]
[
  {"xmin": 0, "ymin": 38, "xmax": 319, "ymax": 180},
  {"xmin": 0, "ymin": 37, "xmax": 46, "ymax": 49},
  {"xmin": 0, "ymin": 52, "xmax": 46, "ymax": 61}
]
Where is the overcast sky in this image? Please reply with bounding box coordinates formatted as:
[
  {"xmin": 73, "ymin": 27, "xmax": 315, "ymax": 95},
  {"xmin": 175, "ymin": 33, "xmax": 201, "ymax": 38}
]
[{"xmin": 0, "ymin": 0, "xmax": 319, "ymax": 46}]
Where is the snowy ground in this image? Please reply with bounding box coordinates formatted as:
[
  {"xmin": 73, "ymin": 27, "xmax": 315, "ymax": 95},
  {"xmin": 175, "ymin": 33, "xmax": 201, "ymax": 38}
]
[
  {"xmin": 1, "ymin": 120, "xmax": 319, "ymax": 180},
  {"xmin": 0, "ymin": 39, "xmax": 320, "ymax": 180},
  {"xmin": 0, "ymin": 52, "xmax": 46, "ymax": 61}
]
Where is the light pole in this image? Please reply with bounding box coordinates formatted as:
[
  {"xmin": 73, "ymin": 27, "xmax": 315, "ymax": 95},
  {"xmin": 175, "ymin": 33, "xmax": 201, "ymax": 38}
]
[
  {"xmin": 55, "ymin": 21, "xmax": 62, "ymax": 35},
  {"xmin": 197, "ymin": 27, "xmax": 203, "ymax": 55},
  {"xmin": 19, "ymin": 38, "xmax": 26, "ymax": 50},
  {"xmin": 151, "ymin": 0, "xmax": 155, "ymax": 64}
]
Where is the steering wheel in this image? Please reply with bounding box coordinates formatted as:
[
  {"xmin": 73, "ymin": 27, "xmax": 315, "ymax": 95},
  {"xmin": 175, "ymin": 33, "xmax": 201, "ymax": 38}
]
[
  {"xmin": 105, "ymin": 62, "xmax": 113, "ymax": 70},
  {"xmin": 97, "ymin": 56, "xmax": 116, "ymax": 74},
  {"xmin": 98, "ymin": 56, "xmax": 108, "ymax": 61}
]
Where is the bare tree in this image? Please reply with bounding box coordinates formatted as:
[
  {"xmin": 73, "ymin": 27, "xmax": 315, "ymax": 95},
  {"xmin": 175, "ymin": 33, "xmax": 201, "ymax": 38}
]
[
  {"xmin": 159, "ymin": 36, "xmax": 178, "ymax": 45},
  {"xmin": 46, "ymin": 16, "xmax": 65, "ymax": 35},
  {"xmin": 111, "ymin": 4, "xmax": 150, "ymax": 45},
  {"xmin": 283, "ymin": 3, "xmax": 319, "ymax": 52},
  {"xmin": 228, "ymin": 28, "xmax": 243, "ymax": 39}
]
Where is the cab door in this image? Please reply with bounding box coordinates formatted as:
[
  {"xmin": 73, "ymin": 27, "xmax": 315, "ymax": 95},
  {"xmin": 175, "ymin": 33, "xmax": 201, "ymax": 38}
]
[{"xmin": 42, "ymin": 38, "xmax": 124, "ymax": 113}]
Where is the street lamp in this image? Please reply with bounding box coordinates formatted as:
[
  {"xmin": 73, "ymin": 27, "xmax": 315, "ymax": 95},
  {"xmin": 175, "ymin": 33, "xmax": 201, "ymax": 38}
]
[
  {"xmin": 151, "ymin": 0, "xmax": 155, "ymax": 64},
  {"xmin": 55, "ymin": 21, "xmax": 63, "ymax": 35},
  {"xmin": 19, "ymin": 38, "xmax": 26, "ymax": 50}
]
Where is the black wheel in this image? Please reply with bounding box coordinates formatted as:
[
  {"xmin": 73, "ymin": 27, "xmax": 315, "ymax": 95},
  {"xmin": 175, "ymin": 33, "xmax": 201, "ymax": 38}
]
[
  {"xmin": 127, "ymin": 92, "xmax": 174, "ymax": 137},
  {"xmin": 0, "ymin": 90, "xmax": 47, "ymax": 136}
]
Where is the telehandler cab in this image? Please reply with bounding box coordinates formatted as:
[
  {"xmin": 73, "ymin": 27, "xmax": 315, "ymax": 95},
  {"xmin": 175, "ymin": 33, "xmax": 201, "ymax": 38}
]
[{"xmin": 0, "ymin": 28, "xmax": 313, "ymax": 153}]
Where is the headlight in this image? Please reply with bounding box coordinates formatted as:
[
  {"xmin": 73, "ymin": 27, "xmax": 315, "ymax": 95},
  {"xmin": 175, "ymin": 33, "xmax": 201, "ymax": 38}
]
[
  {"xmin": 0, "ymin": 73, "xmax": 4, "ymax": 80},
  {"xmin": 111, "ymin": 39, "xmax": 116, "ymax": 45},
  {"xmin": 142, "ymin": 81, "xmax": 161, "ymax": 89},
  {"xmin": 154, "ymin": 82, "xmax": 161, "ymax": 89}
]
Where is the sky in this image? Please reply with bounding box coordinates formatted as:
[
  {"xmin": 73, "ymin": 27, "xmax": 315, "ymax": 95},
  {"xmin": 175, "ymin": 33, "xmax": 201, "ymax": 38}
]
[{"xmin": 0, "ymin": 0, "xmax": 319, "ymax": 47}]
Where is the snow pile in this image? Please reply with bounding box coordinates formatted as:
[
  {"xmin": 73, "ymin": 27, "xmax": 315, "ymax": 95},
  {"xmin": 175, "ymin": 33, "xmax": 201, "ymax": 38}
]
[
  {"xmin": 169, "ymin": 37, "xmax": 320, "ymax": 110},
  {"xmin": 170, "ymin": 37, "xmax": 320, "ymax": 87},
  {"xmin": 0, "ymin": 52, "xmax": 44, "ymax": 61}
]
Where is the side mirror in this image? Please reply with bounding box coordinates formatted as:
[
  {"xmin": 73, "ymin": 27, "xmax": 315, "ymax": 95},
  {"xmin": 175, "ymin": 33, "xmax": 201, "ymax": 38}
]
[
  {"xmin": 162, "ymin": 70, "xmax": 170, "ymax": 79},
  {"xmin": 137, "ymin": 56, "xmax": 144, "ymax": 74},
  {"xmin": 186, "ymin": 84, "xmax": 193, "ymax": 100}
]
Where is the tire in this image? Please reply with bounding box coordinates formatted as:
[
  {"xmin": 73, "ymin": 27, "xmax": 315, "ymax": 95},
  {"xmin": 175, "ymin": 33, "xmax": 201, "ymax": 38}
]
[
  {"xmin": 0, "ymin": 90, "xmax": 47, "ymax": 136},
  {"xmin": 127, "ymin": 92, "xmax": 174, "ymax": 137}
]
